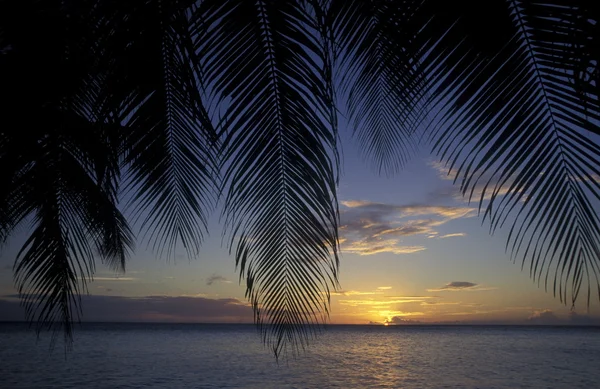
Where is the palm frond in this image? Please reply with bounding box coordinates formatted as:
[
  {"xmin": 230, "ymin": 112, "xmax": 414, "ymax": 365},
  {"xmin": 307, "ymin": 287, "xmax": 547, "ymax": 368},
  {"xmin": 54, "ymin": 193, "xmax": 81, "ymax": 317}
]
[
  {"xmin": 331, "ymin": 0, "xmax": 429, "ymax": 175},
  {"xmin": 8, "ymin": 113, "xmax": 134, "ymax": 342},
  {"xmin": 90, "ymin": 0, "xmax": 219, "ymax": 259},
  {"xmin": 0, "ymin": 0, "xmax": 133, "ymax": 340},
  {"xmin": 201, "ymin": 0, "xmax": 340, "ymax": 357},
  {"xmin": 429, "ymin": 0, "xmax": 600, "ymax": 306}
]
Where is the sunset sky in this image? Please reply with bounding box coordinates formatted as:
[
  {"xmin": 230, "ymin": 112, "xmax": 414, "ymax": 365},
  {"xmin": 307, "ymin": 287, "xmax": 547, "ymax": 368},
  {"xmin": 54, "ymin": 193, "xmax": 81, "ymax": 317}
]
[{"xmin": 1, "ymin": 135, "xmax": 599, "ymax": 326}]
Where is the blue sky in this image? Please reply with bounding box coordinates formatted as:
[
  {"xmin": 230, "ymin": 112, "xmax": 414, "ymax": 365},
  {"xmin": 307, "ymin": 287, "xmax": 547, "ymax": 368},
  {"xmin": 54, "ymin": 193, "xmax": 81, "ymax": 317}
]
[{"xmin": 1, "ymin": 132, "xmax": 599, "ymax": 326}]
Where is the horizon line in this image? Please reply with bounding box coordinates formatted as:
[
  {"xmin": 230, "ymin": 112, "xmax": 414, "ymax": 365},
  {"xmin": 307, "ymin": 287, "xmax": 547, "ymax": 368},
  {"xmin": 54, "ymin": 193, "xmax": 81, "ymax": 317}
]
[{"xmin": 1, "ymin": 321, "xmax": 599, "ymax": 328}]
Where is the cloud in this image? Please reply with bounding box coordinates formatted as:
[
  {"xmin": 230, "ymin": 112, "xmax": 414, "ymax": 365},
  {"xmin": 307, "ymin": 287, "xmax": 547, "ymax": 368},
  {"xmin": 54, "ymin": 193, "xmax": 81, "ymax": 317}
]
[
  {"xmin": 421, "ymin": 301, "xmax": 460, "ymax": 306},
  {"xmin": 373, "ymin": 310, "xmax": 425, "ymax": 317},
  {"xmin": 527, "ymin": 310, "xmax": 600, "ymax": 325},
  {"xmin": 527, "ymin": 309, "xmax": 562, "ymax": 325},
  {"xmin": 339, "ymin": 298, "xmax": 431, "ymax": 307},
  {"xmin": 426, "ymin": 281, "xmax": 497, "ymax": 292},
  {"xmin": 342, "ymin": 240, "xmax": 425, "ymax": 256},
  {"xmin": 447, "ymin": 309, "xmax": 506, "ymax": 316},
  {"xmin": 206, "ymin": 274, "xmax": 231, "ymax": 286},
  {"xmin": 338, "ymin": 295, "xmax": 437, "ymax": 318},
  {"xmin": 429, "ymin": 161, "xmax": 459, "ymax": 181},
  {"xmin": 377, "ymin": 286, "xmax": 392, "ymax": 290},
  {"xmin": 330, "ymin": 290, "xmax": 379, "ymax": 296},
  {"xmin": 385, "ymin": 316, "xmax": 422, "ymax": 325},
  {"xmin": 91, "ymin": 277, "xmax": 136, "ymax": 281},
  {"xmin": 0, "ymin": 294, "xmax": 253, "ymax": 323},
  {"xmin": 438, "ymin": 233, "xmax": 466, "ymax": 239},
  {"xmin": 180, "ymin": 293, "xmax": 209, "ymax": 298},
  {"xmin": 437, "ymin": 281, "xmax": 476, "ymax": 289},
  {"xmin": 428, "ymin": 160, "xmax": 525, "ymax": 203},
  {"xmin": 339, "ymin": 200, "xmax": 475, "ymax": 256},
  {"xmin": 341, "ymin": 200, "xmax": 372, "ymax": 208},
  {"xmin": 341, "ymin": 201, "xmax": 475, "ymax": 219}
]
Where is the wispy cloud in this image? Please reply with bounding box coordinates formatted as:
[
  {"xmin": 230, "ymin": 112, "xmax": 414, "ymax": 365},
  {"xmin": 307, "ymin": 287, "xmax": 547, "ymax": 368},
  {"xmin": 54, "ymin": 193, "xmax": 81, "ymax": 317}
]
[
  {"xmin": 428, "ymin": 161, "xmax": 459, "ymax": 182},
  {"xmin": 428, "ymin": 160, "xmax": 524, "ymax": 203},
  {"xmin": 180, "ymin": 293, "xmax": 209, "ymax": 298},
  {"xmin": 438, "ymin": 233, "xmax": 466, "ymax": 239},
  {"xmin": 339, "ymin": 200, "xmax": 475, "ymax": 256},
  {"xmin": 339, "ymin": 298, "xmax": 434, "ymax": 307},
  {"xmin": 337, "ymin": 295, "xmax": 438, "ymax": 320},
  {"xmin": 206, "ymin": 274, "xmax": 232, "ymax": 286},
  {"xmin": 341, "ymin": 240, "xmax": 425, "ymax": 255},
  {"xmin": 341, "ymin": 201, "xmax": 475, "ymax": 219},
  {"xmin": 377, "ymin": 286, "xmax": 392, "ymax": 290},
  {"xmin": 426, "ymin": 281, "xmax": 497, "ymax": 292},
  {"xmin": 446, "ymin": 309, "xmax": 506, "ymax": 316},
  {"xmin": 374, "ymin": 310, "xmax": 425, "ymax": 318},
  {"xmin": 330, "ymin": 290, "xmax": 379, "ymax": 296},
  {"xmin": 91, "ymin": 277, "xmax": 136, "ymax": 281}
]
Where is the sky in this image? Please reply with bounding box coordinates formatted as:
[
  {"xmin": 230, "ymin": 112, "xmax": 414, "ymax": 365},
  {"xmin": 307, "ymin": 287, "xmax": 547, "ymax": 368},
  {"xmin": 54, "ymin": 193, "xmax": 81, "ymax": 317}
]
[{"xmin": 1, "ymin": 134, "xmax": 600, "ymax": 327}]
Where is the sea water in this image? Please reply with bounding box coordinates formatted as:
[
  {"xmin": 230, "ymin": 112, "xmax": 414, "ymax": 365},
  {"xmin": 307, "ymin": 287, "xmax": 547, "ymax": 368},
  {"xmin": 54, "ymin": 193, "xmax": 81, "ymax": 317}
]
[{"xmin": 1, "ymin": 323, "xmax": 599, "ymax": 388}]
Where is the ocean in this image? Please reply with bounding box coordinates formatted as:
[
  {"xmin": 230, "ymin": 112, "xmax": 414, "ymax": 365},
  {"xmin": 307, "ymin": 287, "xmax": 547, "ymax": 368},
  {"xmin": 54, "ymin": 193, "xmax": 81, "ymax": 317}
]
[{"xmin": 1, "ymin": 323, "xmax": 599, "ymax": 388}]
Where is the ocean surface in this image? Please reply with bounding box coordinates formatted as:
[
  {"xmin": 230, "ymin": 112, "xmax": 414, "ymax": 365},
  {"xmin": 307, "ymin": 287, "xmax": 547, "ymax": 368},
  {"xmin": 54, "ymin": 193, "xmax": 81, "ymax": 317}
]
[{"xmin": 1, "ymin": 323, "xmax": 599, "ymax": 388}]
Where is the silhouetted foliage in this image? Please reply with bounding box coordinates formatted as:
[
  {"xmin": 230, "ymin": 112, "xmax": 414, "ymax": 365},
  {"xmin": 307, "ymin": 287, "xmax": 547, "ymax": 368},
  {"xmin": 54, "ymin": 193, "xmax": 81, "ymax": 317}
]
[{"xmin": 0, "ymin": 0, "xmax": 598, "ymax": 357}]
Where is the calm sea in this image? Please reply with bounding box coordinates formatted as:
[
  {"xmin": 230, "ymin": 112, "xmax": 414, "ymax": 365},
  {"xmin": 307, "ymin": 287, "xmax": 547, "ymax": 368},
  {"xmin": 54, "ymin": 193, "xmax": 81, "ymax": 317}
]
[{"xmin": 1, "ymin": 323, "xmax": 599, "ymax": 388}]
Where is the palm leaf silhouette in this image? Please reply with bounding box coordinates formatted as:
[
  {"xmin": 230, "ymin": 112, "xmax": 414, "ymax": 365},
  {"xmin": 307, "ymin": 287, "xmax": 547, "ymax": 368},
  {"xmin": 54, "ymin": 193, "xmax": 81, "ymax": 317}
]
[
  {"xmin": 424, "ymin": 0, "xmax": 600, "ymax": 306},
  {"xmin": 89, "ymin": 0, "xmax": 218, "ymax": 258},
  {"xmin": 0, "ymin": 1, "xmax": 134, "ymax": 341},
  {"xmin": 331, "ymin": 0, "xmax": 429, "ymax": 175},
  {"xmin": 0, "ymin": 0, "xmax": 216, "ymax": 342},
  {"xmin": 0, "ymin": 0, "xmax": 599, "ymax": 357},
  {"xmin": 199, "ymin": 0, "xmax": 340, "ymax": 357}
]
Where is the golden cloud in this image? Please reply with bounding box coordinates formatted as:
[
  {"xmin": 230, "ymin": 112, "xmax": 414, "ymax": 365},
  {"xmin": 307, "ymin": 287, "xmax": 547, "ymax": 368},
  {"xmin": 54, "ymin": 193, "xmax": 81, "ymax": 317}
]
[
  {"xmin": 339, "ymin": 200, "xmax": 474, "ymax": 256},
  {"xmin": 330, "ymin": 290, "xmax": 380, "ymax": 296}
]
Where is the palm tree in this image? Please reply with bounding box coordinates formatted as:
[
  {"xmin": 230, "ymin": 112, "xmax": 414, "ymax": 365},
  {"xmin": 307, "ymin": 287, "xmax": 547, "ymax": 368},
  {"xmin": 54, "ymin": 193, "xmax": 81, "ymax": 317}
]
[{"xmin": 0, "ymin": 0, "xmax": 598, "ymax": 357}]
